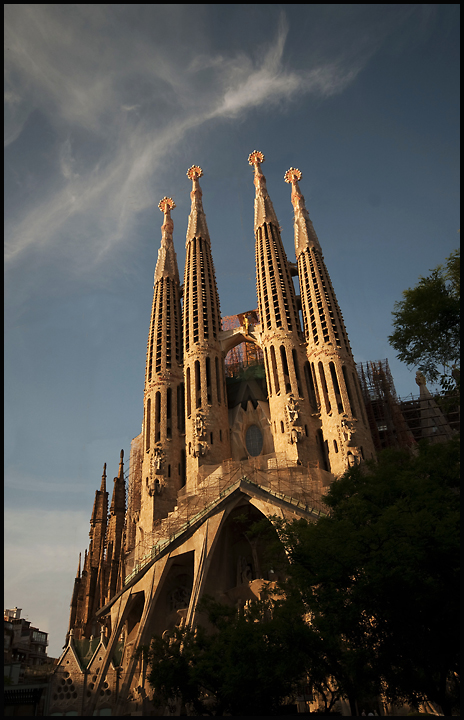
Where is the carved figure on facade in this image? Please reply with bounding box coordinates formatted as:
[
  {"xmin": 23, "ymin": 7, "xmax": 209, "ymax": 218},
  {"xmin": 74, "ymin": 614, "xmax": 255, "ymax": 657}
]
[
  {"xmin": 286, "ymin": 395, "xmax": 300, "ymax": 424},
  {"xmin": 347, "ymin": 450, "xmax": 361, "ymax": 467},
  {"xmin": 151, "ymin": 444, "xmax": 165, "ymax": 474},
  {"xmin": 195, "ymin": 412, "xmax": 206, "ymax": 440},
  {"xmin": 193, "ymin": 412, "xmax": 208, "ymax": 457},
  {"xmin": 290, "ymin": 426, "xmax": 302, "ymax": 444},
  {"xmin": 341, "ymin": 418, "xmax": 357, "ymax": 447},
  {"xmin": 286, "ymin": 394, "xmax": 303, "ymax": 443}
]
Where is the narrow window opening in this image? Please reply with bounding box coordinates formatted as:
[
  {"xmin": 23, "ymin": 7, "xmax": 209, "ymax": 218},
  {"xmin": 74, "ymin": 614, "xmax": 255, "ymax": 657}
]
[
  {"xmin": 316, "ymin": 429, "xmax": 330, "ymax": 472},
  {"xmin": 318, "ymin": 362, "xmax": 331, "ymax": 414},
  {"xmin": 168, "ymin": 464, "xmax": 171, "ymax": 478},
  {"xmin": 329, "ymin": 362, "xmax": 344, "ymax": 414},
  {"xmin": 215, "ymin": 357, "xmax": 221, "ymax": 404},
  {"xmin": 292, "ymin": 349, "xmax": 304, "ymax": 398},
  {"xmin": 270, "ymin": 346, "xmax": 280, "ymax": 394},
  {"xmin": 342, "ymin": 366, "xmax": 356, "ymax": 418},
  {"xmin": 264, "ymin": 347, "xmax": 273, "ymax": 396},
  {"xmin": 210, "ymin": 432, "xmax": 213, "ymax": 445},
  {"xmin": 311, "ymin": 363, "xmax": 321, "ymax": 409},
  {"xmin": 280, "ymin": 420, "xmax": 285, "ymax": 433},
  {"xmin": 145, "ymin": 398, "xmax": 151, "ymax": 452},
  {"xmin": 206, "ymin": 357, "xmax": 212, "ymax": 405},
  {"xmin": 186, "ymin": 368, "xmax": 191, "ymax": 418},
  {"xmin": 333, "ymin": 439, "xmax": 338, "ymax": 453},
  {"xmin": 195, "ymin": 360, "xmax": 202, "ymax": 409},
  {"xmin": 280, "ymin": 345, "xmax": 292, "ymax": 394},
  {"xmin": 166, "ymin": 387, "xmax": 172, "ymax": 439},
  {"xmin": 304, "ymin": 361, "xmax": 316, "ymax": 409},
  {"xmin": 177, "ymin": 384, "xmax": 185, "ymax": 432},
  {"xmin": 155, "ymin": 392, "xmax": 161, "ymax": 442}
]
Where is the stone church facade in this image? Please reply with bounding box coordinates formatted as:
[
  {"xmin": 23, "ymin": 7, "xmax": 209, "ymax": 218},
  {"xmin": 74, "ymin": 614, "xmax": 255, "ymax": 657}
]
[{"xmin": 49, "ymin": 152, "xmax": 376, "ymax": 716}]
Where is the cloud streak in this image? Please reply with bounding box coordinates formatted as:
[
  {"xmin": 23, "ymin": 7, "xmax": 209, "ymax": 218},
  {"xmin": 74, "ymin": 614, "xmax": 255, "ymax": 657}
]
[{"xmin": 3, "ymin": 7, "xmax": 376, "ymax": 269}]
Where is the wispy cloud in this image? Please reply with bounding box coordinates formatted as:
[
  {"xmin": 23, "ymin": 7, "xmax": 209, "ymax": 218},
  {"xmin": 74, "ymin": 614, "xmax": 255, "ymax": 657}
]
[{"xmin": 3, "ymin": 7, "xmax": 380, "ymax": 269}]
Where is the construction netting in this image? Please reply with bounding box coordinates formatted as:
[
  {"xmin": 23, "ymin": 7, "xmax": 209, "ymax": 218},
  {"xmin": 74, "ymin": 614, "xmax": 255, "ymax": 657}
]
[
  {"xmin": 356, "ymin": 359, "xmax": 459, "ymax": 451},
  {"xmin": 222, "ymin": 309, "xmax": 264, "ymax": 378},
  {"xmin": 123, "ymin": 452, "xmax": 329, "ymax": 584}
]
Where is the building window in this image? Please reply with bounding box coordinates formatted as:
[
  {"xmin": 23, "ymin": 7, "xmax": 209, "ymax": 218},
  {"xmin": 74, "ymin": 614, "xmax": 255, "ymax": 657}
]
[
  {"xmin": 245, "ymin": 425, "xmax": 264, "ymax": 457},
  {"xmin": 145, "ymin": 398, "xmax": 151, "ymax": 451}
]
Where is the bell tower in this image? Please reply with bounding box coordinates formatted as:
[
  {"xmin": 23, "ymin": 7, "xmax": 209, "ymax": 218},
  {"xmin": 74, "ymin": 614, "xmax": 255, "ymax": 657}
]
[
  {"xmin": 249, "ymin": 151, "xmax": 323, "ymax": 467},
  {"xmin": 138, "ymin": 197, "xmax": 185, "ymax": 539},
  {"xmin": 284, "ymin": 167, "xmax": 375, "ymax": 473},
  {"xmin": 183, "ymin": 166, "xmax": 231, "ymax": 487}
]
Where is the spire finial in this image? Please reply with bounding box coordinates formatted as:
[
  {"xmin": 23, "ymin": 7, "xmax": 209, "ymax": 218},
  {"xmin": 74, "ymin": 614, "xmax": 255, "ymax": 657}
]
[
  {"xmin": 186, "ymin": 166, "xmax": 209, "ymax": 243},
  {"xmin": 186, "ymin": 165, "xmax": 203, "ymax": 181},
  {"xmin": 154, "ymin": 197, "xmax": 180, "ymax": 284},
  {"xmin": 248, "ymin": 150, "xmax": 265, "ymax": 170},
  {"xmin": 158, "ymin": 196, "xmax": 176, "ymax": 214},
  {"xmin": 284, "ymin": 167, "xmax": 302, "ymax": 184},
  {"xmin": 158, "ymin": 197, "xmax": 175, "ymax": 244},
  {"xmin": 284, "ymin": 167, "xmax": 304, "ymax": 211},
  {"xmin": 118, "ymin": 449, "xmax": 124, "ymax": 480},
  {"xmin": 284, "ymin": 166, "xmax": 321, "ymax": 255},
  {"xmin": 248, "ymin": 151, "xmax": 279, "ymax": 231},
  {"xmin": 100, "ymin": 463, "xmax": 107, "ymax": 492}
]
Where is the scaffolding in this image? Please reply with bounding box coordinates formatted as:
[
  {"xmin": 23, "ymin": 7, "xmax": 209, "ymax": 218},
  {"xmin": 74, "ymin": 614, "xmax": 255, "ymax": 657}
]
[
  {"xmin": 123, "ymin": 453, "xmax": 329, "ymax": 585},
  {"xmin": 222, "ymin": 309, "xmax": 264, "ymax": 379},
  {"xmin": 356, "ymin": 359, "xmax": 459, "ymax": 451}
]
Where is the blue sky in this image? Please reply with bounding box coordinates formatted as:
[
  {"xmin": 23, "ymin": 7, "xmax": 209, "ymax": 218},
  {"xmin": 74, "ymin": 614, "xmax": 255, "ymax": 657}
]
[{"xmin": 4, "ymin": 5, "xmax": 460, "ymax": 658}]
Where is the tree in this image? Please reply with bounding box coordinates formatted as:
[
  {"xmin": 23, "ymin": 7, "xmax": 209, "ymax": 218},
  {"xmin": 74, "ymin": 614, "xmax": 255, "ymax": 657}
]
[
  {"xmin": 142, "ymin": 438, "xmax": 459, "ymax": 715},
  {"xmin": 142, "ymin": 593, "xmax": 314, "ymax": 716},
  {"xmin": 275, "ymin": 436, "xmax": 460, "ymax": 715},
  {"xmin": 388, "ymin": 249, "xmax": 460, "ymax": 391}
]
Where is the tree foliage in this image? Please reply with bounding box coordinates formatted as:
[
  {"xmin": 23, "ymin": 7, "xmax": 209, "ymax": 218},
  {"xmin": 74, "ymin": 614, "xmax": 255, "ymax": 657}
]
[
  {"xmin": 143, "ymin": 437, "xmax": 460, "ymax": 716},
  {"xmin": 142, "ymin": 593, "xmax": 313, "ymax": 716},
  {"xmin": 276, "ymin": 436, "xmax": 460, "ymax": 715},
  {"xmin": 388, "ymin": 249, "xmax": 460, "ymax": 391}
]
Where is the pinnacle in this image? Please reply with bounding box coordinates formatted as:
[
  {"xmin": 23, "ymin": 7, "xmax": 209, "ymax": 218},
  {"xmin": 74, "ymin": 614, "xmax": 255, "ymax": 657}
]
[
  {"xmin": 186, "ymin": 165, "xmax": 210, "ymax": 244},
  {"xmin": 154, "ymin": 196, "xmax": 180, "ymax": 284},
  {"xmin": 248, "ymin": 150, "xmax": 279, "ymax": 232},
  {"xmin": 285, "ymin": 165, "xmax": 321, "ymax": 256}
]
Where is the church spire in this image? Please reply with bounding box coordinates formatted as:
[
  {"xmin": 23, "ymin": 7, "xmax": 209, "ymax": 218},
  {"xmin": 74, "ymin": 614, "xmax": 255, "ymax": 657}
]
[
  {"xmin": 284, "ymin": 166, "xmax": 351, "ymax": 355},
  {"xmin": 155, "ymin": 197, "xmax": 180, "ymax": 284},
  {"xmin": 284, "ymin": 167, "xmax": 321, "ymax": 255},
  {"xmin": 118, "ymin": 449, "xmax": 124, "ymax": 481},
  {"xmin": 110, "ymin": 450, "xmax": 125, "ymax": 515},
  {"xmin": 145, "ymin": 198, "xmax": 182, "ymax": 387},
  {"xmin": 183, "ymin": 165, "xmax": 230, "ymax": 482},
  {"xmin": 248, "ymin": 150, "xmax": 280, "ymax": 231},
  {"xmin": 100, "ymin": 463, "xmax": 106, "ymax": 493},
  {"xmin": 248, "ymin": 151, "xmax": 301, "ymax": 336},
  {"xmin": 183, "ymin": 166, "xmax": 222, "ymax": 351},
  {"xmin": 285, "ymin": 166, "xmax": 376, "ymax": 473},
  {"xmin": 139, "ymin": 194, "xmax": 185, "ymax": 533},
  {"xmin": 186, "ymin": 165, "xmax": 210, "ymax": 244},
  {"xmin": 249, "ymin": 151, "xmax": 322, "ymax": 467}
]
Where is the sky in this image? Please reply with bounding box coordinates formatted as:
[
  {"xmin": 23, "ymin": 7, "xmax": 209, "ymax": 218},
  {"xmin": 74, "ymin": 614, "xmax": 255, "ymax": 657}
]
[{"xmin": 4, "ymin": 5, "xmax": 460, "ymax": 658}]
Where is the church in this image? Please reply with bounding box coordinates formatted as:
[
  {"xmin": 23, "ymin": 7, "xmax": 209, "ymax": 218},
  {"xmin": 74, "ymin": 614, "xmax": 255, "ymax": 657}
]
[{"xmin": 49, "ymin": 151, "xmax": 376, "ymax": 716}]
